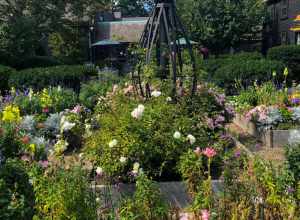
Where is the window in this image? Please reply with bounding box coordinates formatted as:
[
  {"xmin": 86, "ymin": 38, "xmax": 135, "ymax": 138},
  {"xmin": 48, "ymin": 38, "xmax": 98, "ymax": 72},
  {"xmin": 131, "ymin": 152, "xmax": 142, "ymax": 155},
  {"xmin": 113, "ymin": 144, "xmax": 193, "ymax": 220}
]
[
  {"xmin": 281, "ymin": 0, "xmax": 288, "ymax": 19},
  {"xmin": 296, "ymin": 32, "xmax": 300, "ymax": 45},
  {"xmin": 281, "ymin": 31, "xmax": 288, "ymax": 44}
]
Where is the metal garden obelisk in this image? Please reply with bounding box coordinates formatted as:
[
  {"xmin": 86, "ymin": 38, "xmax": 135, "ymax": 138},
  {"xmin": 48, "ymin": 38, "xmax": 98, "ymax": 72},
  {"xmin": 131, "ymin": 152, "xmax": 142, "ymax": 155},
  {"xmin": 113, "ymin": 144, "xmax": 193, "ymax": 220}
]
[{"xmin": 140, "ymin": 0, "xmax": 197, "ymax": 96}]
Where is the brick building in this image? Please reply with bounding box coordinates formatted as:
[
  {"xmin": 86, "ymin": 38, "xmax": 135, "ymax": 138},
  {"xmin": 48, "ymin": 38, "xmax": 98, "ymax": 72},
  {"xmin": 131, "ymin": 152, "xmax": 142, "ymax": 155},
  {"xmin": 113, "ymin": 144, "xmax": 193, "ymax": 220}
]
[{"xmin": 267, "ymin": 0, "xmax": 300, "ymax": 46}]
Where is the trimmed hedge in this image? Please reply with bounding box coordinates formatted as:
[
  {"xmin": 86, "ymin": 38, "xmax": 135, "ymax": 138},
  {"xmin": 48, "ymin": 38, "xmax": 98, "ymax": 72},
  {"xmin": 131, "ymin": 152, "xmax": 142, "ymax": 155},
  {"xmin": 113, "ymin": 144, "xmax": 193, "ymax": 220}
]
[
  {"xmin": 204, "ymin": 52, "xmax": 263, "ymax": 79},
  {"xmin": 214, "ymin": 59, "xmax": 284, "ymax": 94},
  {"xmin": 267, "ymin": 45, "xmax": 300, "ymax": 81},
  {"xmin": 15, "ymin": 56, "xmax": 62, "ymax": 70},
  {"xmin": 0, "ymin": 65, "xmax": 16, "ymax": 93},
  {"xmin": 8, "ymin": 65, "xmax": 97, "ymax": 91}
]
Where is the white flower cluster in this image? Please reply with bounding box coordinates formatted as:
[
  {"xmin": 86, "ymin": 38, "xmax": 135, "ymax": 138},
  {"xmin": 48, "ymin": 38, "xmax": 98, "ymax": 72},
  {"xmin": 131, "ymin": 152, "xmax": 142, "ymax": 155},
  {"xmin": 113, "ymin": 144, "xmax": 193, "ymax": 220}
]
[
  {"xmin": 60, "ymin": 116, "xmax": 75, "ymax": 133},
  {"xmin": 151, "ymin": 90, "xmax": 162, "ymax": 98},
  {"xmin": 131, "ymin": 104, "xmax": 145, "ymax": 120}
]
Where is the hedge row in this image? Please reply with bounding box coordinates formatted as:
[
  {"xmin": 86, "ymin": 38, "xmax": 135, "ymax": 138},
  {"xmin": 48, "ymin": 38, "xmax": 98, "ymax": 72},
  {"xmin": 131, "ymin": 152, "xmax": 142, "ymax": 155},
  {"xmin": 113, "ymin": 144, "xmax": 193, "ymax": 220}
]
[
  {"xmin": 204, "ymin": 52, "xmax": 285, "ymax": 94},
  {"xmin": 267, "ymin": 45, "xmax": 300, "ymax": 81},
  {"xmin": 0, "ymin": 65, "xmax": 97, "ymax": 92},
  {"xmin": 214, "ymin": 59, "xmax": 284, "ymax": 93}
]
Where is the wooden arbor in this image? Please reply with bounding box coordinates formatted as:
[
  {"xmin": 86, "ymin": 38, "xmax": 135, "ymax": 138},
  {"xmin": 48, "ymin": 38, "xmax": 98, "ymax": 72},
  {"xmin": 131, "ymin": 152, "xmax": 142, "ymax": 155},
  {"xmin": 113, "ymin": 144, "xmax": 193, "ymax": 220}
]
[{"xmin": 139, "ymin": 0, "xmax": 197, "ymax": 97}]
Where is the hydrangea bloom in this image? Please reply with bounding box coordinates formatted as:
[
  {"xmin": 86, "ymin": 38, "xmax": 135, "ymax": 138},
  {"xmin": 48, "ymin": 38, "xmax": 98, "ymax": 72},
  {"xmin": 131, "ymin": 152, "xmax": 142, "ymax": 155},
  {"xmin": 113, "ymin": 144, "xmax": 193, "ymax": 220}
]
[
  {"xmin": 173, "ymin": 131, "xmax": 181, "ymax": 139},
  {"xmin": 187, "ymin": 134, "xmax": 196, "ymax": 144}
]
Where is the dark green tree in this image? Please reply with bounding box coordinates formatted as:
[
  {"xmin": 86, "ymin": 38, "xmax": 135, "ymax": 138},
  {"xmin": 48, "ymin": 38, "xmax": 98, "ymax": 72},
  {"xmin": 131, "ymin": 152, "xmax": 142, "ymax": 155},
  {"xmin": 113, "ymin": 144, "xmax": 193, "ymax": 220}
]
[{"xmin": 176, "ymin": 0, "xmax": 268, "ymax": 54}]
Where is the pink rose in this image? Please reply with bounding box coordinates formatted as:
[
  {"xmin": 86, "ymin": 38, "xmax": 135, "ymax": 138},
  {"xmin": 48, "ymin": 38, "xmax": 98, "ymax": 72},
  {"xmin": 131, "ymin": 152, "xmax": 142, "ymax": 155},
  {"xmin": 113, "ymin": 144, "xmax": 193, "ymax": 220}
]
[{"xmin": 203, "ymin": 147, "xmax": 216, "ymax": 158}]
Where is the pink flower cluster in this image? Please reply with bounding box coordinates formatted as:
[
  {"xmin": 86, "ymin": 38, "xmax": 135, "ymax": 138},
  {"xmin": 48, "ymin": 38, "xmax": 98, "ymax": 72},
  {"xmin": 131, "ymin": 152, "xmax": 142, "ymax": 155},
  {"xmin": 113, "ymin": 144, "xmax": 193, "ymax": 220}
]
[
  {"xmin": 245, "ymin": 105, "xmax": 268, "ymax": 122},
  {"xmin": 194, "ymin": 147, "xmax": 217, "ymax": 158}
]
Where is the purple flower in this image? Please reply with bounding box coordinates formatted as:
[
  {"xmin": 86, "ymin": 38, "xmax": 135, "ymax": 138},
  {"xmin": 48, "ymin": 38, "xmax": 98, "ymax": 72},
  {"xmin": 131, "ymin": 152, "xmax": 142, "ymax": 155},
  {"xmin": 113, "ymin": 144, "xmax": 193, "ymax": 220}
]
[
  {"xmin": 215, "ymin": 94, "xmax": 225, "ymax": 105},
  {"xmin": 225, "ymin": 105, "xmax": 235, "ymax": 116},
  {"xmin": 287, "ymin": 186, "xmax": 295, "ymax": 194},
  {"xmin": 23, "ymin": 89, "xmax": 30, "ymax": 97},
  {"xmin": 291, "ymin": 98, "xmax": 300, "ymax": 105},
  {"xmin": 234, "ymin": 150, "xmax": 241, "ymax": 158},
  {"xmin": 215, "ymin": 115, "xmax": 225, "ymax": 123},
  {"xmin": 255, "ymin": 143, "xmax": 262, "ymax": 149},
  {"xmin": 3, "ymin": 95, "xmax": 13, "ymax": 103},
  {"xmin": 206, "ymin": 118, "xmax": 215, "ymax": 129}
]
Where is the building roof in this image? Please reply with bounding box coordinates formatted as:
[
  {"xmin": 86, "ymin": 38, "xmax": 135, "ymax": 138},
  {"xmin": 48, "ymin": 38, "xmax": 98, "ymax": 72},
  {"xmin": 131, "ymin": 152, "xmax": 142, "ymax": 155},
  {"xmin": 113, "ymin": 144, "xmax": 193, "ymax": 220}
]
[{"xmin": 96, "ymin": 17, "xmax": 148, "ymax": 43}]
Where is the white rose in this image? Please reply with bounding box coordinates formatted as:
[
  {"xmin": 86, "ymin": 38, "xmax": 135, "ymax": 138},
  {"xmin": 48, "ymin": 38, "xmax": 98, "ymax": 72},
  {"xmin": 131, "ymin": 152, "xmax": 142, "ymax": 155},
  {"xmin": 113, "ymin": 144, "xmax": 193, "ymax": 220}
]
[
  {"xmin": 187, "ymin": 134, "xmax": 196, "ymax": 145},
  {"xmin": 151, "ymin": 90, "xmax": 162, "ymax": 97},
  {"xmin": 109, "ymin": 139, "xmax": 118, "ymax": 148},
  {"xmin": 120, "ymin": 156, "xmax": 127, "ymax": 163},
  {"xmin": 96, "ymin": 167, "xmax": 103, "ymax": 176},
  {"xmin": 131, "ymin": 105, "xmax": 145, "ymax": 119},
  {"xmin": 133, "ymin": 162, "xmax": 140, "ymax": 173},
  {"xmin": 173, "ymin": 131, "xmax": 181, "ymax": 139},
  {"xmin": 166, "ymin": 97, "xmax": 172, "ymax": 102}
]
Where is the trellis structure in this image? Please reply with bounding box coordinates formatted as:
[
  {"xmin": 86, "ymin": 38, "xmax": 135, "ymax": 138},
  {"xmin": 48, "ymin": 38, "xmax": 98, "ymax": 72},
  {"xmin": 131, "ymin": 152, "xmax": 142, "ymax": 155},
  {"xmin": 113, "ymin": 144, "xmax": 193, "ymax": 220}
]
[{"xmin": 138, "ymin": 0, "xmax": 197, "ymax": 97}]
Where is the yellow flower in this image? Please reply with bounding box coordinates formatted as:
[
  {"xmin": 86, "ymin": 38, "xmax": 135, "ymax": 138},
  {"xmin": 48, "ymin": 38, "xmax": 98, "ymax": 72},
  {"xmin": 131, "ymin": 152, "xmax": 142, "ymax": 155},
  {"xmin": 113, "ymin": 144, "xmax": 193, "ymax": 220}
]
[
  {"xmin": 284, "ymin": 67, "xmax": 289, "ymax": 77},
  {"xmin": 2, "ymin": 105, "xmax": 22, "ymax": 122},
  {"xmin": 29, "ymin": 144, "xmax": 36, "ymax": 153}
]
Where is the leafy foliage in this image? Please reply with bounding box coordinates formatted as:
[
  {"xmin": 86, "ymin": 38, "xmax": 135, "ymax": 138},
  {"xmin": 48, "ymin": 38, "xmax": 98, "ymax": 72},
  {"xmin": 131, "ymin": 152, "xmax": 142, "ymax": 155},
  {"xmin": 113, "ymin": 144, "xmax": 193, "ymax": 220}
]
[
  {"xmin": 119, "ymin": 173, "xmax": 168, "ymax": 220},
  {"xmin": 0, "ymin": 159, "xmax": 35, "ymax": 220},
  {"xmin": 29, "ymin": 164, "xmax": 97, "ymax": 220},
  {"xmin": 177, "ymin": 0, "xmax": 267, "ymax": 53}
]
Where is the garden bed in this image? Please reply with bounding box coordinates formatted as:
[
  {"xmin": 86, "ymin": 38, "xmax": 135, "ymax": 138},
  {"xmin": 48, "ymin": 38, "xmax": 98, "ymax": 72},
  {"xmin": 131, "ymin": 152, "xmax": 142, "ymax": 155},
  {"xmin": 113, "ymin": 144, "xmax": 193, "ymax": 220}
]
[{"xmin": 233, "ymin": 113, "xmax": 297, "ymax": 148}]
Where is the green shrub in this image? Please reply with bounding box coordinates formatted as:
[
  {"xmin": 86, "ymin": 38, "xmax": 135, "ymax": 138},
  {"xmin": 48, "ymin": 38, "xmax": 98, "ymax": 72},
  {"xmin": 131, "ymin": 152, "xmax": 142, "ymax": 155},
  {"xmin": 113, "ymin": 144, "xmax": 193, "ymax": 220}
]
[
  {"xmin": 213, "ymin": 59, "xmax": 284, "ymax": 93},
  {"xmin": 30, "ymin": 165, "xmax": 97, "ymax": 220},
  {"xmin": 79, "ymin": 80, "xmax": 113, "ymax": 109},
  {"xmin": 0, "ymin": 124, "xmax": 23, "ymax": 159},
  {"xmin": 15, "ymin": 56, "xmax": 62, "ymax": 70},
  {"xmin": 84, "ymin": 85, "xmax": 233, "ymax": 181},
  {"xmin": 285, "ymin": 144, "xmax": 300, "ymax": 182},
  {"xmin": 0, "ymin": 65, "xmax": 16, "ymax": 92},
  {"xmin": 79, "ymin": 70, "xmax": 122, "ymax": 109},
  {"xmin": 204, "ymin": 52, "xmax": 263, "ymax": 79},
  {"xmin": 0, "ymin": 159, "xmax": 35, "ymax": 220},
  {"xmin": 8, "ymin": 65, "xmax": 96, "ymax": 91},
  {"xmin": 268, "ymin": 45, "xmax": 300, "ymax": 81}
]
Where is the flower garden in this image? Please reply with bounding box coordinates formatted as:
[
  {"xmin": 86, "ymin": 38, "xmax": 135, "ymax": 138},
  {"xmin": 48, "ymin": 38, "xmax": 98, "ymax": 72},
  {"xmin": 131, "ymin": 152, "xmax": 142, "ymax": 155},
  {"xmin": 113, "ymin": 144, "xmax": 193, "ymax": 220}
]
[{"xmin": 0, "ymin": 50, "xmax": 300, "ymax": 220}]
